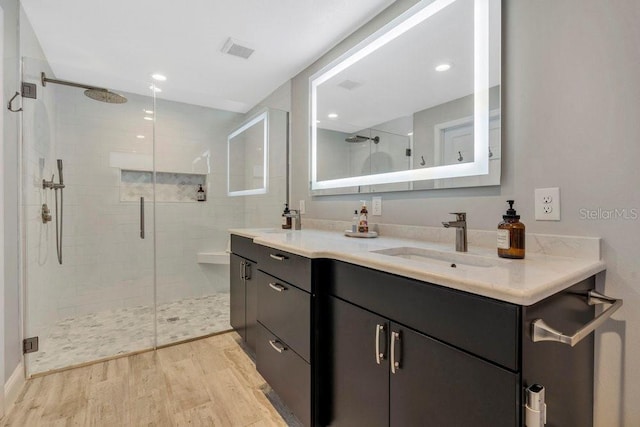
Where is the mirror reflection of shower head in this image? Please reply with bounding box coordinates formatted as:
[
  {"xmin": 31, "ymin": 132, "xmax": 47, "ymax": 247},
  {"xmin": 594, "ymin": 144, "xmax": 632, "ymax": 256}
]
[
  {"xmin": 345, "ymin": 135, "xmax": 380, "ymax": 144},
  {"xmin": 41, "ymin": 72, "xmax": 127, "ymax": 104}
]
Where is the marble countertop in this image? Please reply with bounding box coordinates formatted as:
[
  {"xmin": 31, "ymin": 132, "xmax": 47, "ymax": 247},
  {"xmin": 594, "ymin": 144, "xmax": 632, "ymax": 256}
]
[{"xmin": 229, "ymin": 228, "xmax": 605, "ymax": 306}]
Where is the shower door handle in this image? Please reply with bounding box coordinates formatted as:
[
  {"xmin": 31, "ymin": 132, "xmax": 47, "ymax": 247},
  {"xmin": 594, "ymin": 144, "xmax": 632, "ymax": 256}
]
[{"xmin": 140, "ymin": 197, "xmax": 145, "ymax": 239}]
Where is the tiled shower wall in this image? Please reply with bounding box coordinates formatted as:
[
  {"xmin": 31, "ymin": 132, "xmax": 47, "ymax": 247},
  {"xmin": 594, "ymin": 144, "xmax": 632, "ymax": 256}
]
[{"xmin": 23, "ymin": 62, "xmax": 287, "ymax": 336}]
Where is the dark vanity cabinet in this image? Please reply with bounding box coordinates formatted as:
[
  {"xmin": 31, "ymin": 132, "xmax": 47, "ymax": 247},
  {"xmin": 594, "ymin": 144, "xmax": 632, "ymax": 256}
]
[
  {"xmin": 321, "ymin": 261, "xmax": 596, "ymax": 427},
  {"xmin": 230, "ymin": 235, "xmax": 259, "ymax": 353},
  {"xmin": 324, "ymin": 262, "xmax": 519, "ymax": 427},
  {"xmin": 230, "ymin": 234, "xmax": 598, "ymax": 427},
  {"xmin": 255, "ymin": 245, "xmax": 314, "ymax": 427},
  {"xmin": 328, "ymin": 296, "xmax": 518, "ymax": 426}
]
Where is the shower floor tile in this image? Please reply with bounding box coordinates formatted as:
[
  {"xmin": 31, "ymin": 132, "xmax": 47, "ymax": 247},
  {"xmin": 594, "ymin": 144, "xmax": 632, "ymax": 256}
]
[{"xmin": 29, "ymin": 292, "xmax": 231, "ymax": 375}]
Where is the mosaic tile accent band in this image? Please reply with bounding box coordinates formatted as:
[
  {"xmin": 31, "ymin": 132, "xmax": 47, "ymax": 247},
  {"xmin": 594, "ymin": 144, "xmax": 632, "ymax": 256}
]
[{"xmin": 120, "ymin": 170, "xmax": 207, "ymax": 202}]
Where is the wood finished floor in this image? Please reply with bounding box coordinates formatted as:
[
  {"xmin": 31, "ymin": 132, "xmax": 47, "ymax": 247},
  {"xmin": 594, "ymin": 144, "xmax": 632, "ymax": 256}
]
[{"xmin": 1, "ymin": 332, "xmax": 291, "ymax": 426}]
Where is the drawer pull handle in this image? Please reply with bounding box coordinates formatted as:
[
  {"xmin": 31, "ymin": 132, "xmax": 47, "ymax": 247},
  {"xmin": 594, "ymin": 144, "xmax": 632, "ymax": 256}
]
[
  {"xmin": 375, "ymin": 324, "xmax": 386, "ymax": 365},
  {"xmin": 532, "ymin": 290, "xmax": 623, "ymax": 347},
  {"xmin": 268, "ymin": 282, "xmax": 287, "ymax": 292},
  {"xmin": 269, "ymin": 339, "xmax": 286, "ymax": 353},
  {"xmin": 391, "ymin": 331, "xmax": 401, "ymax": 374},
  {"xmin": 269, "ymin": 254, "xmax": 287, "ymax": 261}
]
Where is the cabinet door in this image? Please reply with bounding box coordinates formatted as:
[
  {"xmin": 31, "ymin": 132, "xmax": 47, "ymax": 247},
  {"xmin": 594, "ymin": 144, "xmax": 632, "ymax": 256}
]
[
  {"xmin": 329, "ymin": 297, "xmax": 389, "ymax": 427},
  {"xmin": 245, "ymin": 261, "xmax": 257, "ymax": 353},
  {"xmin": 230, "ymin": 254, "xmax": 246, "ymax": 340},
  {"xmin": 389, "ymin": 324, "xmax": 518, "ymax": 427}
]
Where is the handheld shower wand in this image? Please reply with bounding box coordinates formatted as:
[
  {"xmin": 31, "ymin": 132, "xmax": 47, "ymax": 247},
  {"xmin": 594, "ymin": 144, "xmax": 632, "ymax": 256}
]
[{"xmin": 42, "ymin": 159, "xmax": 65, "ymax": 264}]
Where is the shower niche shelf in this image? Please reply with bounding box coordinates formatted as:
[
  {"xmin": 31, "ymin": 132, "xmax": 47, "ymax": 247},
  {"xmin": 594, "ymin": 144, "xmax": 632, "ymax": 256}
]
[{"xmin": 119, "ymin": 169, "xmax": 207, "ymax": 203}]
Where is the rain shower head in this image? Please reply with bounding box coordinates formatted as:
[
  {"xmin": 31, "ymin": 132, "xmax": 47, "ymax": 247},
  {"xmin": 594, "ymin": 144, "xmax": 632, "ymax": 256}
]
[
  {"xmin": 41, "ymin": 72, "xmax": 127, "ymax": 104},
  {"xmin": 345, "ymin": 135, "xmax": 380, "ymax": 144},
  {"xmin": 84, "ymin": 89, "xmax": 127, "ymax": 104}
]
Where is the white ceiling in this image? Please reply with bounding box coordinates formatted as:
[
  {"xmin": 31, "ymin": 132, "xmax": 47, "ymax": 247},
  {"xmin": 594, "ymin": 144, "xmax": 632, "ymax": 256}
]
[{"xmin": 21, "ymin": 0, "xmax": 396, "ymax": 113}]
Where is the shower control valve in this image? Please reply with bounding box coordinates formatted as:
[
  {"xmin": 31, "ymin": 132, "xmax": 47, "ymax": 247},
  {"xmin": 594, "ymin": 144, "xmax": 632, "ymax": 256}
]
[{"xmin": 41, "ymin": 203, "xmax": 52, "ymax": 223}]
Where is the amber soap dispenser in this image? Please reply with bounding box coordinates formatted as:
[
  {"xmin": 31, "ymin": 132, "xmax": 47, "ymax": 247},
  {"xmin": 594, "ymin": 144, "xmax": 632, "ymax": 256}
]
[{"xmin": 497, "ymin": 200, "xmax": 525, "ymax": 259}]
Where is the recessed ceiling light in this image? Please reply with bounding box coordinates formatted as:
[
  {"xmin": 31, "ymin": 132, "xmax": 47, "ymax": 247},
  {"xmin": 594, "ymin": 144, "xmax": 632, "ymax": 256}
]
[
  {"xmin": 328, "ymin": 113, "xmax": 338, "ymax": 119},
  {"xmin": 151, "ymin": 73, "xmax": 167, "ymax": 81},
  {"xmin": 143, "ymin": 109, "xmax": 154, "ymax": 114},
  {"xmin": 435, "ymin": 63, "xmax": 451, "ymax": 72},
  {"xmin": 136, "ymin": 135, "xmax": 145, "ymax": 139},
  {"xmin": 149, "ymin": 85, "xmax": 162, "ymax": 93},
  {"xmin": 144, "ymin": 117, "xmax": 153, "ymax": 121},
  {"xmin": 407, "ymin": 132, "xmax": 413, "ymax": 136}
]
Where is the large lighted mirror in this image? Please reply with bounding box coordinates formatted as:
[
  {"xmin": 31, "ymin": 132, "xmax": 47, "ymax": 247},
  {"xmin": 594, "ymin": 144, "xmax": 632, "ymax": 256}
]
[
  {"xmin": 310, "ymin": 0, "xmax": 501, "ymax": 193},
  {"xmin": 228, "ymin": 111, "xmax": 268, "ymax": 196}
]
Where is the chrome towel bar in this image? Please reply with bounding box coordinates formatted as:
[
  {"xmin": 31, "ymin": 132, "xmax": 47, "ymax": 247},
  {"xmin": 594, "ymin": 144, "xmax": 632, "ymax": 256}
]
[{"xmin": 531, "ymin": 290, "xmax": 622, "ymax": 347}]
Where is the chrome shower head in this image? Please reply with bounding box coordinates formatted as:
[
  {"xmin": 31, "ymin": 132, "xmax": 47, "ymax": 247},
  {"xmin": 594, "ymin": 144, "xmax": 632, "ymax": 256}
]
[
  {"xmin": 41, "ymin": 72, "xmax": 128, "ymax": 104},
  {"xmin": 84, "ymin": 89, "xmax": 128, "ymax": 104}
]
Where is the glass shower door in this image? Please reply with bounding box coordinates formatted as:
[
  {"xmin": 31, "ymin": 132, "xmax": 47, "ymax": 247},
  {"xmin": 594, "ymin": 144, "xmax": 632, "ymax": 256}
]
[
  {"xmin": 22, "ymin": 57, "xmax": 157, "ymax": 375},
  {"xmin": 152, "ymin": 95, "xmax": 243, "ymax": 347}
]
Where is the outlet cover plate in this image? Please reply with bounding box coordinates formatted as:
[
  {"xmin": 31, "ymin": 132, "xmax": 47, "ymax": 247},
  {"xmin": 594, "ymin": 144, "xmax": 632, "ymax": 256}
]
[
  {"xmin": 535, "ymin": 187, "xmax": 560, "ymax": 221},
  {"xmin": 299, "ymin": 199, "xmax": 306, "ymax": 215},
  {"xmin": 372, "ymin": 197, "xmax": 382, "ymax": 216}
]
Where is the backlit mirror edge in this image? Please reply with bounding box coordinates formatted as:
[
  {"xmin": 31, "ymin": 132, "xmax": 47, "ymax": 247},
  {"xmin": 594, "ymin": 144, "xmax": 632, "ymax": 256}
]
[
  {"xmin": 227, "ymin": 109, "xmax": 270, "ymax": 197},
  {"xmin": 309, "ymin": 0, "xmax": 497, "ymax": 192}
]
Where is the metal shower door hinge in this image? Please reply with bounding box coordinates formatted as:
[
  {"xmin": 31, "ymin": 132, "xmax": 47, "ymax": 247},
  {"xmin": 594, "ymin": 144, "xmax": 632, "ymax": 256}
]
[
  {"xmin": 21, "ymin": 82, "xmax": 37, "ymax": 99},
  {"xmin": 23, "ymin": 336, "xmax": 39, "ymax": 354}
]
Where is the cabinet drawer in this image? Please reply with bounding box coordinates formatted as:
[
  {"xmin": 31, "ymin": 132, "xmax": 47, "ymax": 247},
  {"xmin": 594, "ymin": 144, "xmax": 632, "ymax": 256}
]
[
  {"xmin": 257, "ymin": 271, "xmax": 311, "ymax": 362},
  {"xmin": 257, "ymin": 325, "xmax": 311, "ymax": 427},
  {"xmin": 231, "ymin": 234, "xmax": 259, "ymax": 262},
  {"xmin": 327, "ymin": 261, "xmax": 520, "ymax": 371},
  {"xmin": 257, "ymin": 245, "xmax": 312, "ymax": 292}
]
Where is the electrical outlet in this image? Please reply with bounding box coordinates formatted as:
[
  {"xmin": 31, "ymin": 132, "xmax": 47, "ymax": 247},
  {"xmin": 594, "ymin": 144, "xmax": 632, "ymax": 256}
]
[
  {"xmin": 299, "ymin": 199, "xmax": 306, "ymax": 215},
  {"xmin": 372, "ymin": 197, "xmax": 382, "ymax": 216},
  {"xmin": 535, "ymin": 187, "xmax": 560, "ymax": 221}
]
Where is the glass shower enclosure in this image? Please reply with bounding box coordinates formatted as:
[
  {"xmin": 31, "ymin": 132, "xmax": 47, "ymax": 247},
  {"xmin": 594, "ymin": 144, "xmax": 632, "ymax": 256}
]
[{"xmin": 20, "ymin": 57, "xmax": 275, "ymax": 376}]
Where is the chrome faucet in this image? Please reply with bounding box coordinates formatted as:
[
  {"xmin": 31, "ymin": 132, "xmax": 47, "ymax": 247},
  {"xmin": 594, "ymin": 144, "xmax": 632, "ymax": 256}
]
[
  {"xmin": 284, "ymin": 209, "xmax": 301, "ymax": 230},
  {"xmin": 442, "ymin": 212, "xmax": 467, "ymax": 252}
]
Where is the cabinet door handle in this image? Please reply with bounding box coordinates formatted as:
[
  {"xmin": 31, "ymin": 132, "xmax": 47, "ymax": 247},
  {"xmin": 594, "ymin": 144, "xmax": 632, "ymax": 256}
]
[
  {"xmin": 244, "ymin": 262, "xmax": 251, "ymax": 280},
  {"xmin": 375, "ymin": 324, "xmax": 386, "ymax": 364},
  {"xmin": 239, "ymin": 260, "xmax": 245, "ymax": 279},
  {"xmin": 139, "ymin": 197, "xmax": 145, "ymax": 239},
  {"xmin": 391, "ymin": 331, "xmax": 401, "ymax": 374},
  {"xmin": 269, "ymin": 254, "xmax": 287, "ymax": 261},
  {"xmin": 268, "ymin": 282, "xmax": 287, "ymax": 292},
  {"xmin": 269, "ymin": 339, "xmax": 286, "ymax": 353}
]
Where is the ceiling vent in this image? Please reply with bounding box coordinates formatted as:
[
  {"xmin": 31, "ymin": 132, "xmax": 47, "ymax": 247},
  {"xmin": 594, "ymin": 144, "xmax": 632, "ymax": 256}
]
[
  {"xmin": 337, "ymin": 79, "xmax": 362, "ymax": 90},
  {"xmin": 221, "ymin": 37, "xmax": 255, "ymax": 59}
]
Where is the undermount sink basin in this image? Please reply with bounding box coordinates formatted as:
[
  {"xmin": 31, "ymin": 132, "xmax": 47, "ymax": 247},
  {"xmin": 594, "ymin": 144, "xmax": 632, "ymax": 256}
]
[{"xmin": 372, "ymin": 247, "xmax": 508, "ymax": 268}]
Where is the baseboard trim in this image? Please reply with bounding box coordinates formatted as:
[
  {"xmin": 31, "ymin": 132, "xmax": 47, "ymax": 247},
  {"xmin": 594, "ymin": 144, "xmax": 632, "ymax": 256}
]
[{"xmin": 4, "ymin": 362, "xmax": 25, "ymax": 412}]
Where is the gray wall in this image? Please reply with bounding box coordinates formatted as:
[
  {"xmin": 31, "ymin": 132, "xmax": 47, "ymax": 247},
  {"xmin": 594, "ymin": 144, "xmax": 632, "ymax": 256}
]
[
  {"xmin": 291, "ymin": 0, "xmax": 640, "ymax": 425},
  {"xmin": 2, "ymin": 0, "xmax": 19, "ymax": 385}
]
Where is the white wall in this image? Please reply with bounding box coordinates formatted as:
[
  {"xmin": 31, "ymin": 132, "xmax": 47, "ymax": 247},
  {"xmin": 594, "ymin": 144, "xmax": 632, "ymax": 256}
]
[
  {"xmin": 291, "ymin": 0, "xmax": 640, "ymax": 425},
  {"xmin": 1, "ymin": 0, "xmax": 18, "ymax": 398},
  {"xmin": 0, "ymin": 2, "xmax": 6, "ymax": 416}
]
